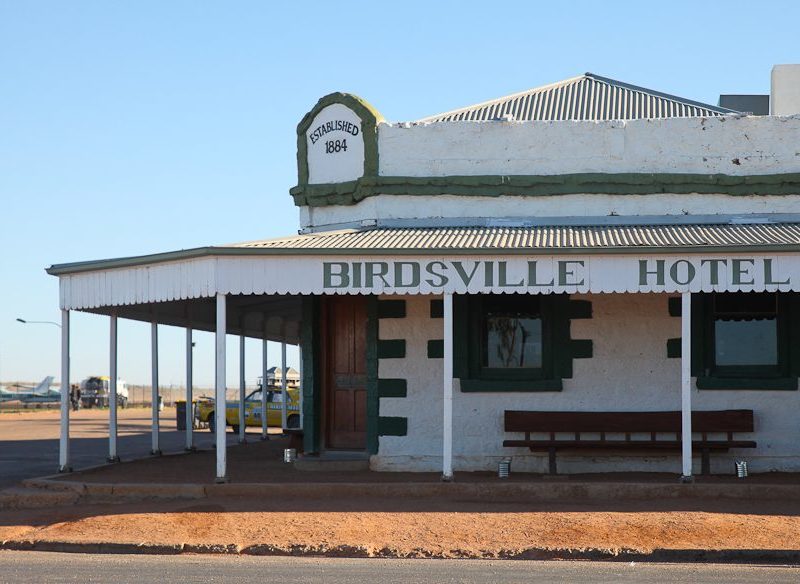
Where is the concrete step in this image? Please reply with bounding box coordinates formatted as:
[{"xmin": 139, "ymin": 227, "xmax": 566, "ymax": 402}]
[
  {"xmin": 293, "ymin": 456, "xmax": 370, "ymax": 472},
  {"xmin": 0, "ymin": 486, "xmax": 80, "ymax": 510}
]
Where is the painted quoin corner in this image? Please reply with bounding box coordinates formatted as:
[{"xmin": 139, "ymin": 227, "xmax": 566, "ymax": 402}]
[{"xmin": 47, "ymin": 67, "xmax": 800, "ymax": 482}]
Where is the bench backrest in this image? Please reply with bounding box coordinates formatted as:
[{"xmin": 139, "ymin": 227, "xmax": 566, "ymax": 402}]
[{"xmin": 504, "ymin": 410, "xmax": 754, "ymax": 434}]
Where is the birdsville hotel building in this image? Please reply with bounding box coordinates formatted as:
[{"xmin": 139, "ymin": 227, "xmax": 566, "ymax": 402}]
[{"xmin": 48, "ymin": 66, "xmax": 800, "ymax": 483}]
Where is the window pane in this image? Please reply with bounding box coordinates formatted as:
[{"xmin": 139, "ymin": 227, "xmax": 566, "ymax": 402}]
[
  {"xmin": 485, "ymin": 316, "xmax": 542, "ymax": 368},
  {"xmin": 715, "ymin": 318, "xmax": 778, "ymax": 366}
]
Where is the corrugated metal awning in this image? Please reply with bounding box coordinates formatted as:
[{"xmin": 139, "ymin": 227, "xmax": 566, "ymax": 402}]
[
  {"xmin": 235, "ymin": 223, "xmax": 800, "ymax": 254},
  {"xmin": 47, "ymin": 222, "xmax": 800, "ymax": 310},
  {"xmin": 417, "ymin": 73, "xmax": 738, "ymax": 123}
]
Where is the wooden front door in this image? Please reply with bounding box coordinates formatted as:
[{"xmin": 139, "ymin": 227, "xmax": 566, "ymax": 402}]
[{"xmin": 323, "ymin": 295, "xmax": 368, "ymax": 450}]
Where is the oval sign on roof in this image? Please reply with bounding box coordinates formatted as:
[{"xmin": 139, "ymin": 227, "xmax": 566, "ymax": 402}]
[{"xmin": 306, "ymin": 103, "xmax": 365, "ymax": 184}]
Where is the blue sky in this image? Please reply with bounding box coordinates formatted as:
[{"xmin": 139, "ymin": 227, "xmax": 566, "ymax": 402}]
[{"xmin": 1, "ymin": 1, "xmax": 798, "ymax": 387}]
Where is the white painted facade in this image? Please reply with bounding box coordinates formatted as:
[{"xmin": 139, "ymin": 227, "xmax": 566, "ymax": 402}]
[
  {"xmin": 374, "ymin": 294, "xmax": 800, "ymax": 474},
  {"xmin": 301, "ymin": 113, "xmax": 800, "ymax": 229}
]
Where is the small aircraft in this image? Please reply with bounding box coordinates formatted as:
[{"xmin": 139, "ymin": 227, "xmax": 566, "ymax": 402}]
[{"xmin": 0, "ymin": 376, "xmax": 59, "ymax": 403}]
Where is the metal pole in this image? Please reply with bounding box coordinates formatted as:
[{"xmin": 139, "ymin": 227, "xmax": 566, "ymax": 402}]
[
  {"xmin": 681, "ymin": 292, "xmax": 693, "ymax": 481},
  {"xmin": 239, "ymin": 334, "xmax": 246, "ymax": 443},
  {"xmin": 442, "ymin": 293, "xmax": 454, "ymax": 481},
  {"xmin": 215, "ymin": 293, "xmax": 227, "ymax": 482},
  {"xmin": 281, "ymin": 341, "xmax": 288, "ymax": 430},
  {"xmin": 261, "ymin": 333, "xmax": 269, "ymax": 440},
  {"xmin": 151, "ymin": 320, "xmax": 161, "ymax": 455},
  {"xmin": 185, "ymin": 326, "xmax": 194, "ymax": 451},
  {"xmin": 58, "ymin": 309, "xmax": 71, "ymax": 472},
  {"xmin": 108, "ymin": 314, "xmax": 119, "ymax": 462}
]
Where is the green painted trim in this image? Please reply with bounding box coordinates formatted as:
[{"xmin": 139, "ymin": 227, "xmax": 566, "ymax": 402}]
[
  {"xmin": 668, "ymin": 297, "xmax": 682, "ymax": 317},
  {"xmin": 460, "ymin": 379, "xmax": 563, "ymax": 392},
  {"xmin": 377, "ymin": 299, "xmax": 406, "ymax": 319},
  {"xmin": 296, "ymin": 92, "xmax": 383, "ymax": 187},
  {"xmin": 377, "ymin": 378, "xmax": 407, "ymax": 398},
  {"xmin": 696, "ymin": 376, "xmax": 798, "ymax": 390},
  {"xmin": 667, "ymin": 338, "xmax": 682, "ymax": 358},
  {"xmin": 377, "ymin": 416, "xmax": 407, "ymax": 436},
  {"xmin": 377, "ymin": 339, "xmax": 406, "ymax": 359},
  {"xmin": 791, "ymin": 293, "xmax": 800, "ymax": 378},
  {"xmin": 291, "ymin": 172, "xmax": 800, "ymax": 208},
  {"xmin": 571, "ymin": 339, "xmax": 593, "ymax": 359},
  {"xmin": 691, "ymin": 292, "xmax": 800, "ymax": 383},
  {"xmin": 568, "ymin": 299, "xmax": 593, "ymax": 319},
  {"xmin": 301, "ymin": 296, "xmax": 321, "ymax": 454},
  {"xmin": 366, "ymin": 296, "xmax": 379, "ymax": 454},
  {"xmin": 430, "ymin": 299, "xmax": 443, "ymax": 319},
  {"xmin": 427, "ymin": 339, "xmax": 444, "ymax": 359}
]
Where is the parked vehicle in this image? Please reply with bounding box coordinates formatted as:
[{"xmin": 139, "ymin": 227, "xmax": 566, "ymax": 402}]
[
  {"xmin": 196, "ymin": 387, "xmax": 300, "ymax": 433},
  {"xmin": 79, "ymin": 376, "xmax": 129, "ymax": 408}
]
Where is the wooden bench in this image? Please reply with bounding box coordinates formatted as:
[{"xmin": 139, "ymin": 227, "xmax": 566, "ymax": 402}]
[{"xmin": 503, "ymin": 410, "xmax": 756, "ymax": 475}]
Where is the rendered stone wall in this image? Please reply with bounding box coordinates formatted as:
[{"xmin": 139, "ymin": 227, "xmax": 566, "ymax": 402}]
[
  {"xmin": 371, "ymin": 293, "xmax": 800, "ymax": 474},
  {"xmin": 301, "ymin": 114, "xmax": 800, "ymax": 228}
]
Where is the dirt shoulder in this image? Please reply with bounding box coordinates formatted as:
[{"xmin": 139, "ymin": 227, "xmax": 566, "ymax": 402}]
[{"xmin": 1, "ymin": 494, "xmax": 799, "ymax": 559}]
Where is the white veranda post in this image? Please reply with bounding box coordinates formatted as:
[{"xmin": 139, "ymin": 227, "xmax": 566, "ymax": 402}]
[
  {"xmin": 59, "ymin": 309, "xmax": 71, "ymax": 473},
  {"xmin": 151, "ymin": 320, "xmax": 160, "ymax": 456},
  {"xmin": 681, "ymin": 292, "xmax": 693, "ymax": 480},
  {"xmin": 442, "ymin": 293, "xmax": 454, "ymax": 481},
  {"xmin": 215, "ymin": 293, "xmax": 228, "ymax": 482},
  {"xmin": 108, "ymin": 314, "xmax": 119, "ymax": 462},
  {"xmin": 280, "ymin": 341, "xmax": 288, "ymax": 429},
  {"xmin": 239, "ymin": 334, "xmax": 246, "ymax": 443},
  {"xmin": 185, "ymin": 326, "xmax": 194, "ymax": 451},
  {"xmin": 261, "ymin": 333, "xmax": 269, "ymax": 440}
]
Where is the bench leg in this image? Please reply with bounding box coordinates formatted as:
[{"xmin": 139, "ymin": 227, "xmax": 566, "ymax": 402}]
[
  {"xmin": 548, "ymin": 447, "xmax": 557, "ymax": 475},
  {"xmin": 701, "ymin": 448, "xmax": 710, "ymax": 475}
]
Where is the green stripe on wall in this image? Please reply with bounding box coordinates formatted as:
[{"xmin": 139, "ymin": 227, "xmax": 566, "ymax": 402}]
[
  {"xmin": 377, "ymin": 378, "xmax": 407, "ymax": 398},
  {"xmin": 378, "ymin": 416, "xmax": 408, "ymax": 436},
  {"xmin": 668, "ymin": 297, "xmax": 682, "ymax": 317},
  {"xmin": 377, "ymin": 339, "xmax": 406, "ymax": 359},
  {"xmin": 291, "ymin": 172, "xmax": 800, "ymax": 207},
  {"xmin": 427, "ymin": 339, "xmax": 444, "ymax": 359},
  {"xmin": 570, "ymin": 339, "xmax": 593, "ymax": 359},
  {"xmin": 377, "ymin": 299, "xmax": 406, "ymax": 319}
]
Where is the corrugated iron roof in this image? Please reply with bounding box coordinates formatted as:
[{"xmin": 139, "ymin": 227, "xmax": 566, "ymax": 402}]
[
  {"xmin": 418, "ymin": 73, "xmax": 738, "ymax": 123},
  {"xmin": 235, "ymin": 223, "xmax": 800, "ymax": 253}
]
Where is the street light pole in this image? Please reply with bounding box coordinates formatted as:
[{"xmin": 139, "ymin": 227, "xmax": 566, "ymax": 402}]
[{"xmin": 16, "ymin": 318, "xmax": 63, "ymax": 329}]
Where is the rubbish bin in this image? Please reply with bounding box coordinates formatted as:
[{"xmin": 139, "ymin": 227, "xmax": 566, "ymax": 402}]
[
  {"xmin": 176, "ymin": 400, "xmax": 187, "ymax": 431},
  {"xmin": 158, "ymin": 395, "xmax": 164, "ymax": 412}
]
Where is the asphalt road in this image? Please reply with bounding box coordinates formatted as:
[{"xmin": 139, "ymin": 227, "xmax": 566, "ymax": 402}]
[
  {"xmin": 0, "ymin": 552, "xmax": 798, "ymax": 583},
  {"xmin": 0, "ymin": 408, "xmax": 264, "ymax": 489}
]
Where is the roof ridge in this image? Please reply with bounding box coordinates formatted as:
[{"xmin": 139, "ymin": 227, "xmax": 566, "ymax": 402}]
[
  {"xmin": 415, "ymin": 74, "xmax": 587, "ymax": 123},
  {"xmin": 416, "ymin": 72, "xmax": 739, "ymax": 123},
  {"xmin": 583, "ymin": 72, "xmax": 738, "ymax": 114}
]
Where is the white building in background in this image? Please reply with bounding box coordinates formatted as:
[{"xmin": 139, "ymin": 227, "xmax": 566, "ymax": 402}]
[{"xmin": 48, "ymin": 66, "xmax": 800, "ymax": 482}]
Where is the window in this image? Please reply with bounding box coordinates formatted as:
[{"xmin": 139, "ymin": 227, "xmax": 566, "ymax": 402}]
[
  {"xmin": 694, "ymin": 292, "xmax": 799, "ymax": 390},
  {"xmin": 454, "ymin": 294, "xmax": 580, "ymax": 392},
  {"xmin": 483, "ymin": 295, "xmax": 543, "ymax": 369}
]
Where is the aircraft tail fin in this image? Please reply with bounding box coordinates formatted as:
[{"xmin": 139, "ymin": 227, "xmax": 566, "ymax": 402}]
[{"xmin": 33, "ymin": 376, "xmax": 55, "ymax": 395}]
